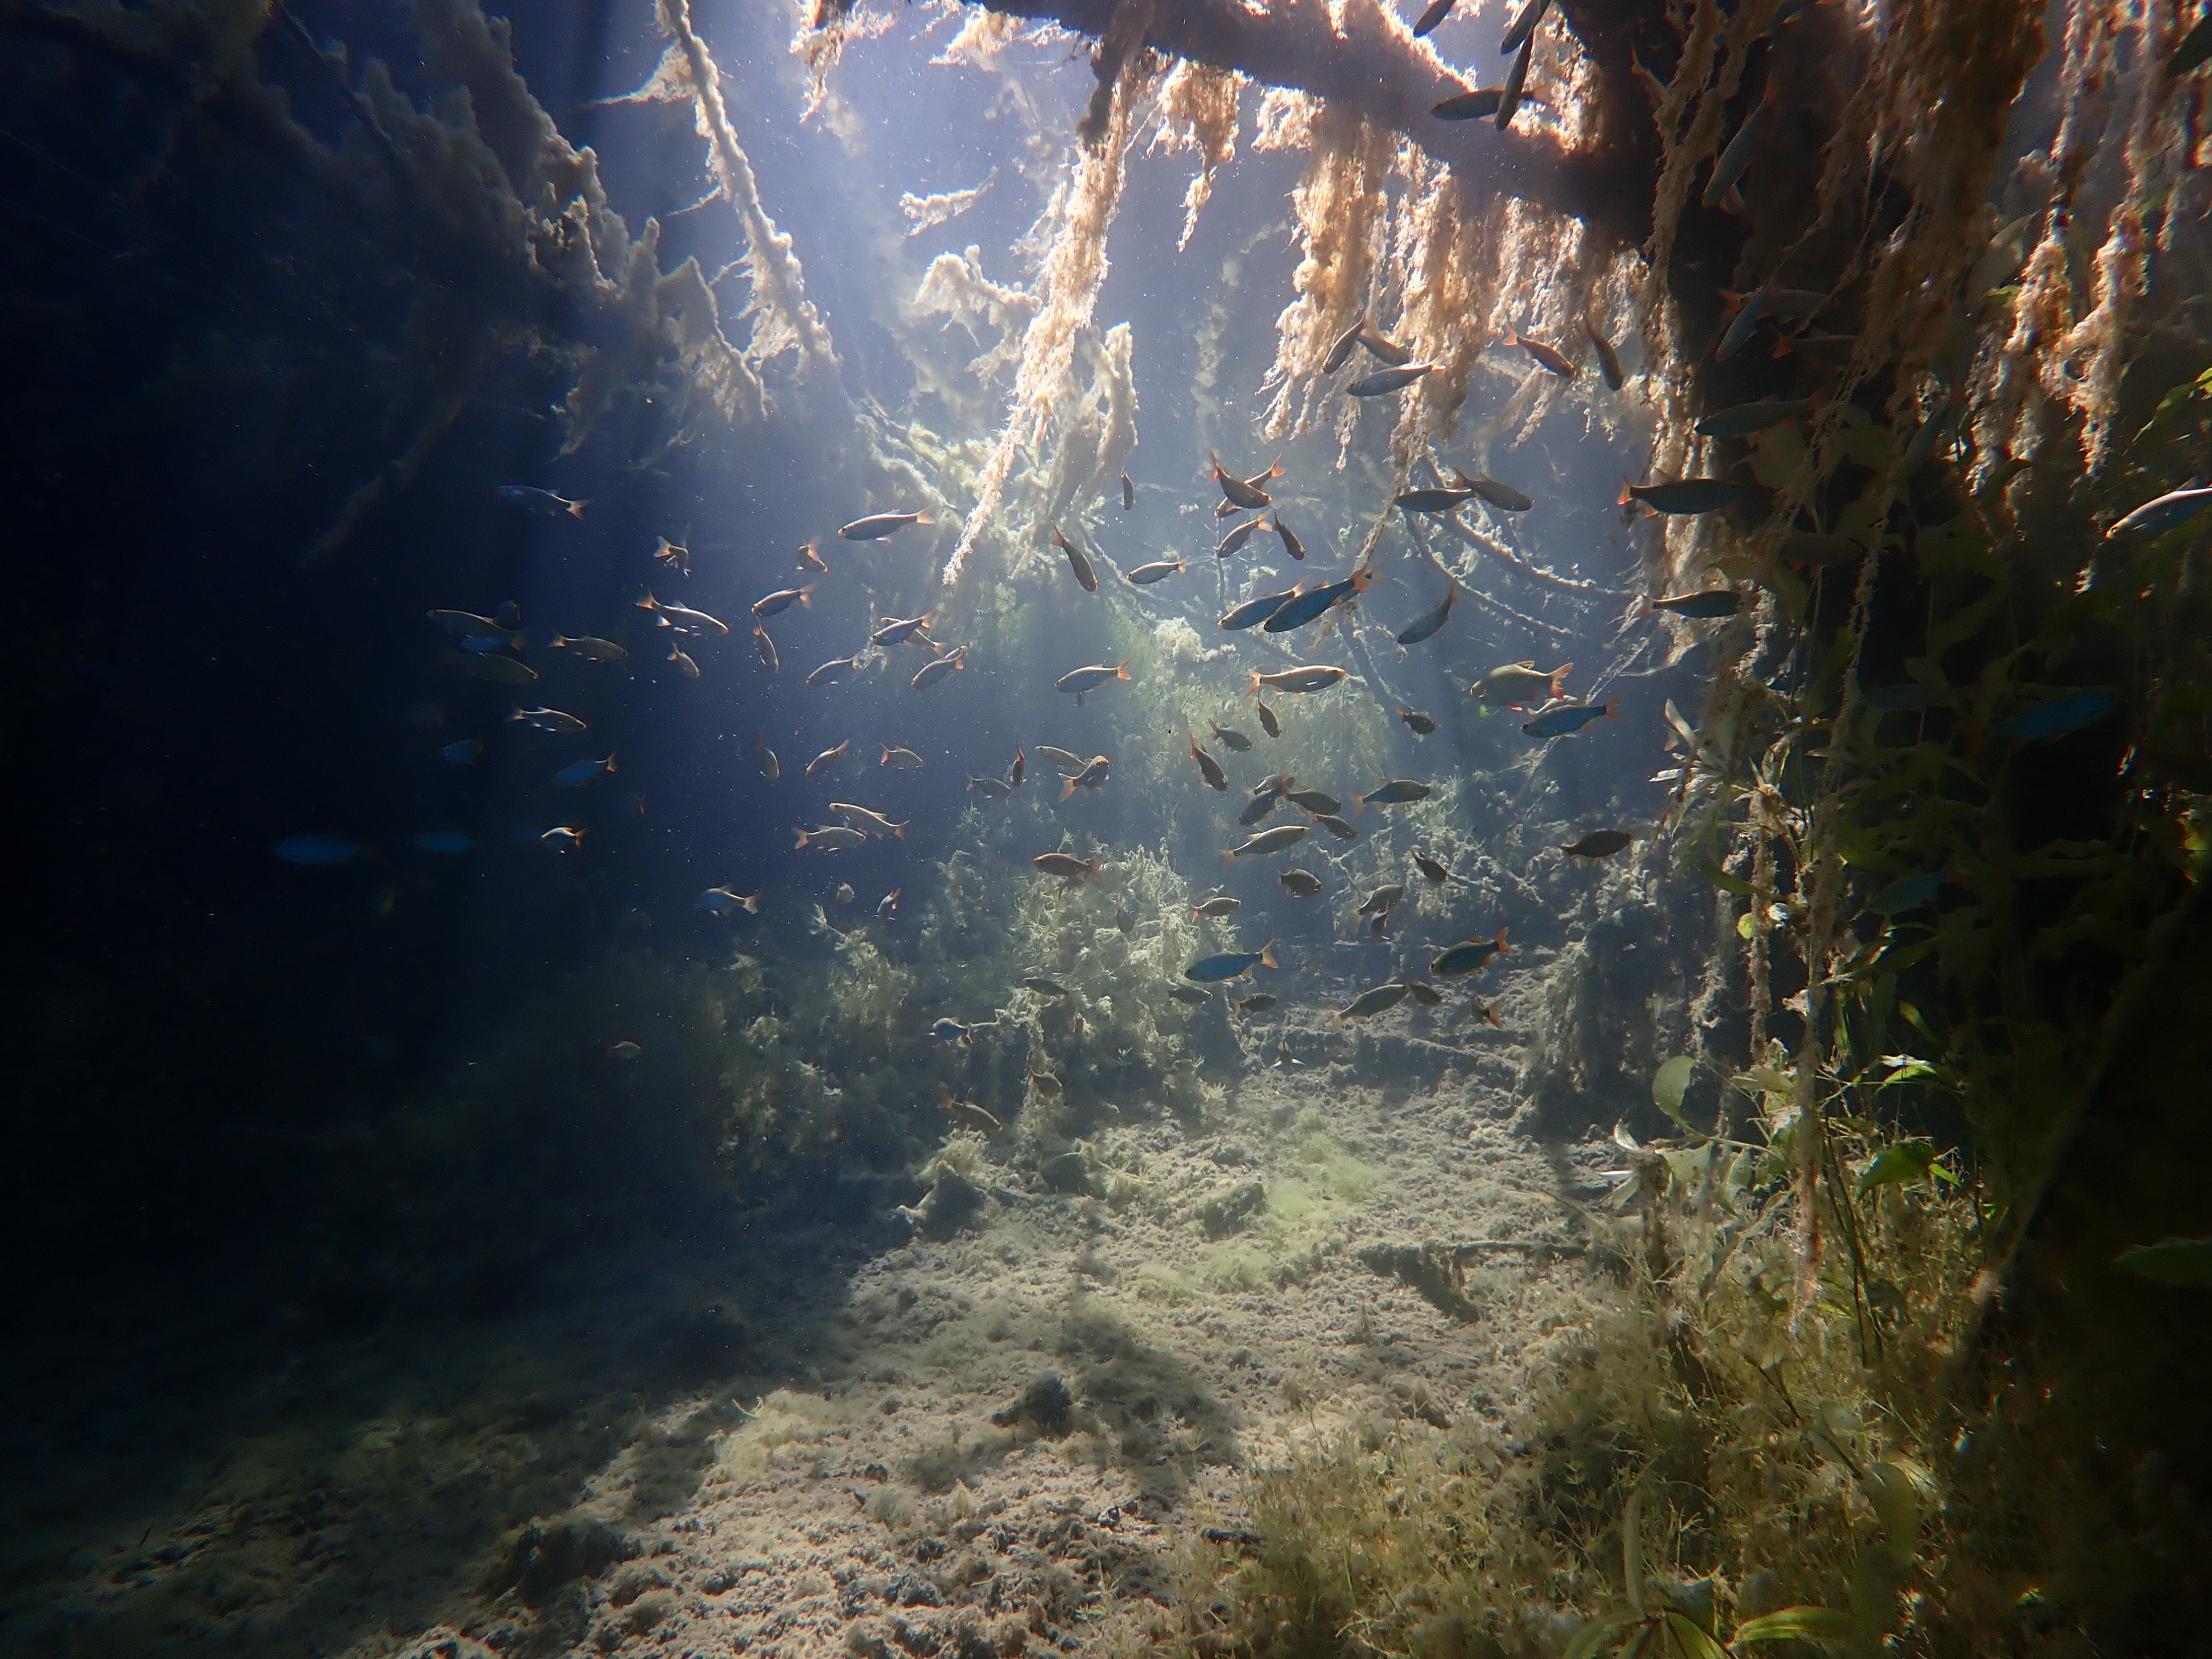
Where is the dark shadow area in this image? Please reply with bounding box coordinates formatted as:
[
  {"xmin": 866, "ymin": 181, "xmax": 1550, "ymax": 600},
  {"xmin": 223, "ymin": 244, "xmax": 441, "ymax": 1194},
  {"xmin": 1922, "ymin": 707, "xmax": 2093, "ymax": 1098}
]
[{"xmin": 0, "ymin": 1205, "xmax": 907, "ymax": 1658}]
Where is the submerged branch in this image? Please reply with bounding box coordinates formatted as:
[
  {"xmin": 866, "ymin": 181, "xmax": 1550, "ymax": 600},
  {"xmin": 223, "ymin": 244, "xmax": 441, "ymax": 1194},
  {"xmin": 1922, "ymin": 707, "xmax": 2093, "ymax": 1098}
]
[{"xmin": 969, "ymin": 0, "xmax": 1651, "ymax": 238}]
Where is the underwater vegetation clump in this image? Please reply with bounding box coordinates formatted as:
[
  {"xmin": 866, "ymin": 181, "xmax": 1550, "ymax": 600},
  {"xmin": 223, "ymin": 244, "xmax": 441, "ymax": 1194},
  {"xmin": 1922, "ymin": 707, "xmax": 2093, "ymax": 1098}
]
[{"xmin": 1180, "ymin": 1116, "xmax": 1986, "ymax": 1658}]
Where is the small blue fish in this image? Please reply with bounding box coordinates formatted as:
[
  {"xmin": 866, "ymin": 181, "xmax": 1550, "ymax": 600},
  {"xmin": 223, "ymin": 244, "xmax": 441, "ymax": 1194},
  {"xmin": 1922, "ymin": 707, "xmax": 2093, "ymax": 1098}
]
[
  {"xmin": 1431, "ymin": 928, "xmax": 1510, "ymax": 977},
  {"xmin": 412, "ymin": 831, "xmax": 476, "ymax": 855},
  {"xmin": 697, "ymin": 887, "xmax": 760, "ymax": 916},
  {"xmin": 1716, "ymin": 286, "xmax": 1769, "ymax": 360},
  {"xmin": 1498, "ymin": 0, "xmax": 1551, "ymax": 53},
  {"xmin": 1702, "ymin": 92, "xmax": 1769, "ymax": 211},
  {"xmin": 274, "ymin": 836, "xmax": 366, "ymax": 865},
  {"xmin": 498, "ymin": 484, "xmax": 586, "ymax": 518},
  {"xmin": 1983, "ymin": 692, "xmax": 2120, "ymax": 742},
  {"xmin": 1431, "ymin": 88, "xmax": 1504, "ymax": 120},
  {"xmin": 1694, "ymin": 397, "xmax": 1812, "ymax": 438},
  {"xmin": 1265, "ymin": 568, "xmax": 1375, "ymax": 633},
  {"xmin": 1396, "ymin": 580, "xmax": 1459, "ymax": 645},
  {"xmin": 554, "ymin": 752, "xmax": 618, "ymax": 787},
  {"xmin": 1640, "ymin": 589, "xmax": 1743, "ymax": 619},
  {"xmin": 1345, "ymin": 363, "xmax": 1434, "ymax": 397},
  {"xmin": 2107, "ymin": 483, "xmax": 2212, "ymax": 541},
  {"xmin": 1220, "ymin": 589, "xmax": 1298, "ymax": 630},
  {"xmin": 1185, "ymin": 942, "xmax": 1277, "ymax": 983},
  {"xmin": 1870, "ymin": 866, "xmax": 1950, "ymax": 914},
  {"xmin": 1522, "ymin": 696, "xmax": 1622, "ymax": 738},
  {"xmin": 1395, "ymin": 488, "xmax": 1479, "ymax": 514},
  {"xmin": 1622, "ymin": 478, "xmax": 1741, "ymax": 515},
  {"xmin": 441, "ymin": 739, "xmax": 483, "ymax": 764}
]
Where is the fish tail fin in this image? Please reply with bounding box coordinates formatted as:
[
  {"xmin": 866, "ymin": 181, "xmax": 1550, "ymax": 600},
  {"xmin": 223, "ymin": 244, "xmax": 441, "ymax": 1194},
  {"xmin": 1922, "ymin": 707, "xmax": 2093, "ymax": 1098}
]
[
  {"xmin": 793, "ymin": 830, "xmax": 809, "ymax": 849},
  {"xmin": 1266, "ymin": 458, "xmax": 1284, "ymax": 481},
  {"xmin": 799, "ymin": 585, "xmax": 814, "ymax": 606},
  {"xmin": 914, "ymin": 511, "xmax": 934, "ymax": 526},
  {"xmin": 894, "ymin": 825, "xmax": 904, "ymax": 839},
  {"xmin": 1552, "ymin": 662, "xmax": 1574, "ymax": 697},
  {"xmin": 567, "ymin": 500, "xmax": 588, "ymax": 518},
  {"xmin": 1634, "ymin": 595, "xmax": 1655, "ymax": 617},
  {"xmin": 1086, "ymin": 858, "xmax": 1102, "ymax": 879},
  {"xmin": 1063, "ymin": 778, "xmax": 1078, "ymax": 800},
  {"xmin": 637, "ymin": 590, "xmax": 658, "ymax": 611},
  {"xmin": 1249, "ymin": 671, "xmax": 1262, "ymax": 697},
  {"xmin": 1209, "ymin": 449, "xmax": 1226, "ymax": 477},
  {"xmin": 1352, "ymin": 795, "xmax": 1365, "ymax": 816},
  {"xmin": 1480, "ymin": 1001, "xmax": 1503, "ymax": 1029},
  {"xmin": 1497, "ymin": 927, "xmax": 1510, "ymax": 952},
  {"xmin": 881, "ymin": 747, "xmax": 892, "ymax": 764},
  {"xmin": 1259, "ymin": 940, "xmax": 1277, "ymax": 969},
  {"xmin": 507, "ymin": 706, "xmax": 523, "ymax": 721},
  {"xmin": 606, "ymin": 752, "xmax": 618, "ymax": 773},
  {"xmin": 1617, "ymin": 477, "xmax": 1637, "ymax": 507},
  {"xmin": 1605, "ymin": 696, "xmax": 1622, "ymax": 719},
  {"xmin": 1221, "ymin": 849, "xmax": 1236, "ymax": 864},
  {"xmin": 743, "ymin": 893, "xmax": 760, "ymax": 913},
  {"xmin": 1115, "ymin": 662, "xmax": 1129, "ymax": 680}
]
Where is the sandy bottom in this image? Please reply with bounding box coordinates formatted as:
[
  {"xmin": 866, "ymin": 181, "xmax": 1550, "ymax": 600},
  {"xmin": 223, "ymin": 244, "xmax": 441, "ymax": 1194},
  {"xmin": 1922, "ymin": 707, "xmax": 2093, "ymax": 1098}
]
[{"xmin": 6, "ymin": 973, "xmax": 1631, "ymax": 1659}]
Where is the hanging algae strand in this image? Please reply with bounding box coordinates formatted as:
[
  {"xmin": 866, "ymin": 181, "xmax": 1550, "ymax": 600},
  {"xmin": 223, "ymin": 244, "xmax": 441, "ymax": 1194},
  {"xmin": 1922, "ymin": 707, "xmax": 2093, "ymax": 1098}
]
[
  {"xmin": 647, "ymin": 0, "xmax": 838, "ymax": 380},
  {"xmin": 940, "ymin": 40, "xmax": 1150, "ymax": 586}
]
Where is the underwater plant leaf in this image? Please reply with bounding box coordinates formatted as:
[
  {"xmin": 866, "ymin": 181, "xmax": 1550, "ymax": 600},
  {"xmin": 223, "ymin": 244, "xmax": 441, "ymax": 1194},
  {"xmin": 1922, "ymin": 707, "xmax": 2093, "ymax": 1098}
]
[
  {"xmin": 1747, "ymin": 422, "xmax": 1810, "ymax": 489},
  {"xmin": 1623, "ymin": 1488, "xmax": 1645, "ymax": 1613},
  {"xmin": 1923, "ymin": 586, "xmax": 2008, "ymax": 660},
  {"xmin": 1874, "ymin": 1055, "xmax": 1941, "ymax": 1084},
  {"xmin": 2131, "ymin": 369, "xmax": 2212, "ymax": 447},
  {"xmin": 1831, "ymin": 479, "xmax": 1892, "ymax": 547},
  {"xmin": 1913, "ymin": 518, "xmax": 2000, "ymax": 580},
  {"xmin": 1663, "ymin": 1609, "xmax": 1732, "ymax": 1659},
  {"xmin": 1758, "ymin": 561, "xmax": 1810, "ymax": 622},
  {"xmin": 1861, "ymin": 1460, "xmax": 1923, "ymax": 1567},
  {"xmin": 1564, "ymin": 1612, "xmax": 1641, "ymax": 1659},
  {"xmin": 1730, "ymin": 1065, "xmax": 1796, "ymax": 1096},
  {"xmin": 1729, "ymin": 1606, "xmax": 1859, "ymax": 1648},
  {"xmin": 1691, "ymin": 856, "xmax": 1757, "ymax": 898},
  {"xmin": 2113, "ymin": 1237, "xmax": 2212, "ymax": 1287},
  {"xmin": 1652, "ymin": 1056, "xmax": 1696, "ymax": 1121}
]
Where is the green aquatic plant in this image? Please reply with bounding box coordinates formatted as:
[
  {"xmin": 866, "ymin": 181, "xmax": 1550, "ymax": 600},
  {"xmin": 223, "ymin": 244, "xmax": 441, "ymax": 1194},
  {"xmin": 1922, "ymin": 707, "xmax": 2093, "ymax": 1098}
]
[{"xmin": 1174, "ymin": 1082, "xmax": 1984, "ymax": 1658}]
